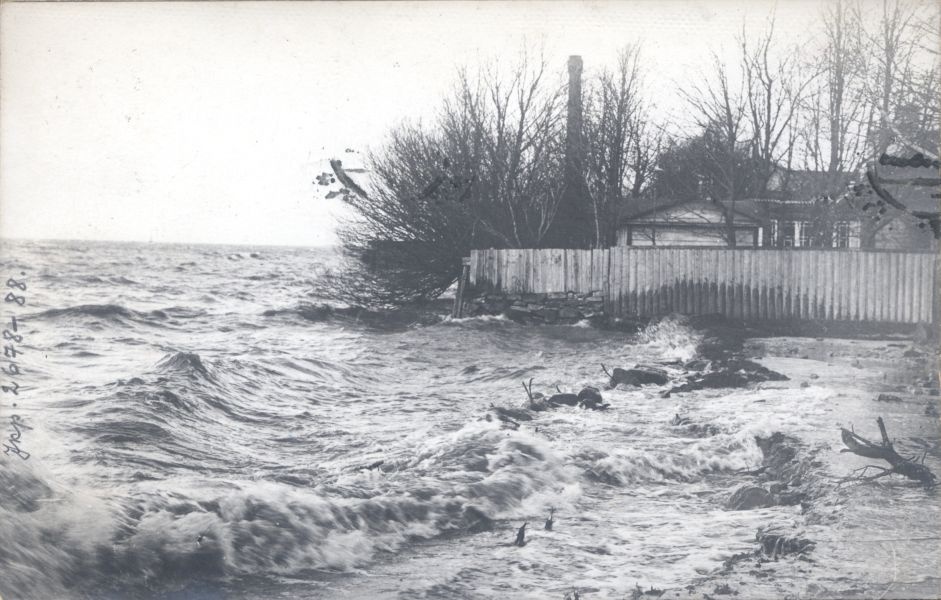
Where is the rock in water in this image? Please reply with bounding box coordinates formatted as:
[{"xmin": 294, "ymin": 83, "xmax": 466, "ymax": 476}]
[
  {"xmin": 876, "ymin": 393, "xmax": 902, "ymax": 403},
  {"xmin": 608, "ymin": 366, "xmax": 669, "ymax": 388},
  {"xmin": 548, "ymin": 392, "xmax": 579, "ymax": 407},
  {"xmin": 726, "ymin": 486, "xmax": 775, "ymax": 510},
  {"xmin": 577, "ymin": 386, "xmax": 602, "ymax": 404},
  {"xmin": 577, "ymin": 387, "xmax": 609, "ymax": 410}
]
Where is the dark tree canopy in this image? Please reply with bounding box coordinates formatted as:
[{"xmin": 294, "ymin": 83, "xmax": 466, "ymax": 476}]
[{"xmin": 320, "ymin": 55, "xmax": 568, "ymax": 307}]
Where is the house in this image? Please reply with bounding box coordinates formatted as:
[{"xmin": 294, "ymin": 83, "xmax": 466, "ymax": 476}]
[
  {"xmin": 616, "ymin": 197, "xmax": 764, "ymax": 247},
  {"xmin": 617, "ymin": 169, "xmax": 866, "ymax": 249},
  {"xmin": 858, "ymin": 150, "xmax": 940, "ymax": 251}
]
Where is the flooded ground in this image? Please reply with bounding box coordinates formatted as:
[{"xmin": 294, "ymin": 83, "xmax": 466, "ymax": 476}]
[{"xmin": 1, "ymin": 240, "xmax": 938, "ymax": 599}]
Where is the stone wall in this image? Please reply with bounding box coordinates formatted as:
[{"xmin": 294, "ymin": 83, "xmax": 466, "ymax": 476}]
[{"xmin": 463, "ymin": 290, "xmax": 606, "ymax": 325}]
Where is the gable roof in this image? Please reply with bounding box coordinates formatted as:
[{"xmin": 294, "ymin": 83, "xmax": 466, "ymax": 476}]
[
  {"xmin": 619, "ymin": 198, "xmax": 763, "ymax": 226},
  {"xmin": 766, "ymin": 169, "xmax": 855, "ymax": 200}
]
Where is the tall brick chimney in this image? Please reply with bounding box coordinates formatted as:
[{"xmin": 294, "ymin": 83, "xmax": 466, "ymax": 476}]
[
  {"xmin": 544, "ymin": 55, "xmax": 592, "ymax": 249},
  {"xmin": 565, "ymin": 55, "xmax": 584, "ymax": 176}
]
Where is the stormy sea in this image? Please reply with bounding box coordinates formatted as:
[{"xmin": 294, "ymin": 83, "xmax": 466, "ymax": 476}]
[{"xmin": 1, "ymin": 239, "xmax": 939, "ymax": 600}]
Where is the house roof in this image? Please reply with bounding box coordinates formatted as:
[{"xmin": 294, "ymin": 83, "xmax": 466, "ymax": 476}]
[
  {"xmin": 619, "ymin": 168, "xmax": 868, "ymax": 227},
  {"xmin": 619, "ymin": 198, "xmax": 764, "ymax": 226},
  {"xmin": 767, "ymin": 169, "xmax": 855, "ymax": 200}
]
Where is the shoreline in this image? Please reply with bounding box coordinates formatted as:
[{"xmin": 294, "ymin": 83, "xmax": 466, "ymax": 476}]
[{"xmin": 686, "ymin": 332, "xmax": 940, "ymax": 600}]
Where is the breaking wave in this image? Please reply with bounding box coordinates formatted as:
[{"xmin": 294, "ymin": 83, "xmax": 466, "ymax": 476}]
[{"xmin": 1, "ymin": 422, "xmax": 574, "ymax": 598}]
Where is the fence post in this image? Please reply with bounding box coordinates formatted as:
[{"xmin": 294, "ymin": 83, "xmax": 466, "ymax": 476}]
[{"xmin": 452, "ymin": 257, "xmax": 471, "ymax": 319}]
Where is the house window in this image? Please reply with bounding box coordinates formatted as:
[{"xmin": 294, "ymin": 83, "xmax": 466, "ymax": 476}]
[
  {"xmin": 780, "ymin": 222, "xmax": 795, "ymax": 247},
  {"xmin": 799, "ymin": 221, "xmax": 811, "ymax": 247},
  {"xmin": 834, "ymin": 221, "xmax": 861, "ymax": 248},
  {"xmin": 834, "ymin": 222, "xmax": 849, "ymax": 248}
]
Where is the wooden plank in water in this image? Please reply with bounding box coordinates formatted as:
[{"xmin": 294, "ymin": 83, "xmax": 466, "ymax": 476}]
[
  {"xmin": 890, "ymin": 252, "xmax": 902, "ymax": 323},
  {"xmin": 516, "ymin": 249, "xmax": 527, "ymax": 294},
  {"xmin": 875, "ymin": 252, "xmax": 894, "ymax": 323},
  {"xmin": 751, "ymin": 250, "xmax": 761, "ymax": 319},
  {"xmin": 656, "ymin": 249, "xmax": 665, "ymax": 313},
  {"xmin": 626, "ymin": 247, "xmax": 636, "ymax": 316},
  {"xmin": 536, "ymin": 248, "xmax": 544, "ymax": 294},
  {"xmin": 843, "ymin": 252, "xmax": 854, "ymax": 320},
  {"xmin": 758, "ymin": 250, "xmax": 775, "ymax": 321},
  {"xmin": 797, "ymin": 251, "xmax": 805, "ymax": 319},
  {"xmin": 504, "ymin": 249, "xmax": 515, "ymax": 293},
  {"xmin": 581, "ymin": 249, "xmax": 591, "ymax": 293},
  {"xmin": 840, "ymin": 251, "xmax": 851, "ymax": 320},
  {"xmin": 915, "ymin": 254, "xmax": 927, "ymax": 322},
  {"xmin": 865, "ymin": 252, "xmax": 874, "ymax": 321},
  {"xmin": 909, "ymin": 253, "xmax": 920, "ymax": 323},
  {"xmin": 468, "ymin": 251, "xmax": 478, "ymax": 287},
  {"xmin": 755, "ymin": 251, "xmax": 765, "ymax": 319},
  {"xmin": 743, "ymin": 250, "xmax": 754, "ymax": 320},
  {"xmin": 565, "ymin": 249, "xmax": 573, "ymax": 293},
  {"xmin": 834, "ymin": 251, "xmax": 841, "ymax": 320},
  {"xmin": 615, "ymin": 247, "xmax": 624, "ymax": 317},
  {"xmin": 855, "ymin": 252, "xmax": 866, "ymax": 321},
  {"xmin": 668, "ymin": 248, "xmax": 678, "ymax": 313},
  {"xmin": 609, "ymin": 248, "xmax": 618, "ymax": 314},
  {"xmin": 724, "ymin": 249, "xmax": 738, "ymax": 318},
  {"xmin": 706, "ymin": 249, "xmax": 717, "ymax": 316},
  {"xmin": 523, "ymin": 248, "xmax": 535, "ymax": 294},
  {"xmin": 869, "ymin": 252, "xmax": 885, "ymax": 322},
  {"xmin": 821, "ymin": 251, "xmax": 831, "ymax": 320},
  {"xmin": 924, "ymin": 254, "xmax": 934, "ymax": 323},
  {"xmin": 652, "ymin": 248, "xmax": 662, "ymax": 315},
  {"xmin": 619, "ymin": 247, "xmax": 628, "ymax": 316},
  {"xmin": 776, "ymin": 251, "xmax": 785, "ymax": 319},
  {"xmin": 871, "ymin": 252, "xmax": 882, "ymax": 322},
  {"xmin": 864, "ymin": 252, "xmax": 875, "ymax": 321},
  {"xmin": 902, "ymin": 253, "xmax": 914, "ymax": 323},
  {"xmin": 640, "ymin": 248, "xmax": 650, "ymax": 316}
]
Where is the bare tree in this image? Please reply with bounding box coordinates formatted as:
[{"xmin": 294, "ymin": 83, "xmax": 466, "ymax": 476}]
[
  {"xmin": 798, "ymin": 0, "xmax": 871, "ymax": 174},
  {"xmin": 843, "ymin": 0, "xmax": 939, "ymax": 246},
  {"xmin": 320, "ymin": 53, "xmax": 568, "ymax": 307},
  {"xmin": 679, "ymin": 54, "xmax": 750, "ymax": 246},
  {"xmin": 448, "ymin": 53, "xmax": 568, "ymax": 248},
  {"xmin": 739, "ymin": 18, "xmax": 817, "ymax": 188},
  {"xmin": 581, "ymin": 45, "xmax": 661, "ymax": 247}
]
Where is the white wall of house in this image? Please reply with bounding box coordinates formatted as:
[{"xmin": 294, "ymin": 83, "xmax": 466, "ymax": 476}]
[
  {"xmin": 770, "ymin": 219, "xmax": 860, "ymax": 248},
  {"xmin": 617, "ymin": 226, "xmax": 756, "ymax": 247}
]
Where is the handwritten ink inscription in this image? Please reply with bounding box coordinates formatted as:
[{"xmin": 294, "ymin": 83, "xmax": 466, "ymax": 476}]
[
  {"xmin": 3, "ymin": 273, "xmax": 28, "ymax": 460},
  {"xmin": 3, "ymin": 414, "xmax": 30, "ymax": 460}
]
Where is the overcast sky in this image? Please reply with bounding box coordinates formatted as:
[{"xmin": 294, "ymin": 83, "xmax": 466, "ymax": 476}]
[{"xmin": 1, "ymin": 1, "xmax": 833, "ymax": 246}]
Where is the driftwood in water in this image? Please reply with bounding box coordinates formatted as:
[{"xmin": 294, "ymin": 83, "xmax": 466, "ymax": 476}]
[
  {"xmin": 514, "ymin": 522, "xmax": 527, "ymax": 546},
  {"xmin": 840, "ymin": 417, "xmax": 937, "ymax": 487}
]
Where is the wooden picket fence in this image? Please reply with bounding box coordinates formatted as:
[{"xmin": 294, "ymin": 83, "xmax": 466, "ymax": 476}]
[{"xmin": 468, "ymin": 247, "xmax": 938, "ymax": 323}]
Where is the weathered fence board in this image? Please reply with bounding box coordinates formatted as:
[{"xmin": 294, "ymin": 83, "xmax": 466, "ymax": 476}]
[{"xmin": 468, "ymin": 247, "xmax": 938, "ymax": 324}]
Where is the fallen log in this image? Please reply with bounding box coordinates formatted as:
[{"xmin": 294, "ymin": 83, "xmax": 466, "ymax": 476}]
[{"xmin": 840, "ymin": 417, "xmax": 937, "ymax": 487}]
